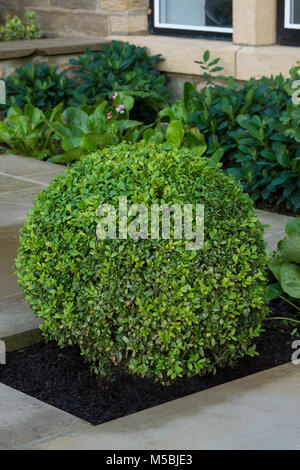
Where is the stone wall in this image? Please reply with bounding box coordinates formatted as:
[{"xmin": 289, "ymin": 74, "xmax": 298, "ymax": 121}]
[
  {"xmin": 19, "ymin": 0, "xmax": 149, "ymax": 38},
  {"xmin": 0, "ymin": 0, "xmax": 22, "ymax": 17}
]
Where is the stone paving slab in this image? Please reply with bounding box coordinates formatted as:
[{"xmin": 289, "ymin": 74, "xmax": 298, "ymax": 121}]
[
  {"xmin": 256, "ymin": 209, "xmax": 292, "ymax": 251},
  {"xmin": 0, "ymin": 153, "xmax": 64, "ymax": 177},
  {"xmin": 0, "ymin": 383, "xmax": 90, "ymax": 450},
  {"xmin": 0, "ymin": 154, "xmax": 65, "ymax": 349},
  {"xmin": 0, "ymin": 234, "xmax": 22, "ymax": 299},
  {"xmin": 0, "ymin": 296, "xmax": 42, "ymax": 351},
  {"xmin": 29, "ymin": 363, "xmax": 300, "ymax": 450}
]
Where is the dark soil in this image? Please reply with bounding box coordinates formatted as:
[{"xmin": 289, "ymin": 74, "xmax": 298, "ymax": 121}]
[
  {"xmin": 256, "ymin": 200, "xmax": 300, "ymax": 217},
  {"xmin": 0, "ymin": 299, "xmax": 299, "ymax": 426}
]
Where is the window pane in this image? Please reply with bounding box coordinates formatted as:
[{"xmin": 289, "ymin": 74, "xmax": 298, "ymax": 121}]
[
  {"xmin": 159, "ymin": 0, "xmax": 232, "ymax": 28},
  {"xmin": 290, "ymin": 0, "xmax": 300, "ymax": 24}
]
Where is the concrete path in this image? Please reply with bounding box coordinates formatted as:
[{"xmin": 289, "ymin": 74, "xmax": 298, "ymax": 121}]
[
  {"xmin": 28, "ymin": 363, "xmax": 300, "ymax": 450},
  {"xmin": 0, "ymin": 153, "xmax": 65, "ymax": 350},
  {"xmin": 0, "ymin": 383, "xmax": 90, "ymax": 450}
]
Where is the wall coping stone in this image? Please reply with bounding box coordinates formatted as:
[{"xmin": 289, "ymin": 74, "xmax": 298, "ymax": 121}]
[
  {"xmin": 0, "ymin": 37, "xmax": 109, "ymax": 60},
  {"xmin": 108, "ymin": 34, "xmax": 300, "ymax": 81}
]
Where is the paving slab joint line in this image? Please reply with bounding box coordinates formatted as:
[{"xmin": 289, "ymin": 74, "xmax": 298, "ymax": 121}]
[
  {"xmin": 21, "ymin": 423, "xmax": 93, "ymax": 450},
  {"xmin": 0, "ymin": 170, "xmax": 48, "ymax": 187},
  {"xmin": 263, "ymin": 229, "xmax": 286, "ymax": 235}
]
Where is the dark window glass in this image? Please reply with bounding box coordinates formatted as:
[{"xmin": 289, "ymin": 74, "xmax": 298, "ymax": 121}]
[{"xmin": 149, "ymin": 0, "xmax": 233, "ymax": 39}]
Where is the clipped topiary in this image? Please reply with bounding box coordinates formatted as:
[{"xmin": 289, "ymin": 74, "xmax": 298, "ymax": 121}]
[{"xmin": 16, "ymin": 143, "xmax": 268, "ymax": 383}]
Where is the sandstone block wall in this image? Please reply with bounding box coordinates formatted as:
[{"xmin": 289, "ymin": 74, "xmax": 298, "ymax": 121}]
[{"xmin": 18, "ymin": 0, "xmax": 149, "ymax": 38}]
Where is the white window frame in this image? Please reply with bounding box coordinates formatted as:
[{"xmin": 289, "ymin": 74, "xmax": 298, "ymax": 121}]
[
  {"xmin": 285, "ymin": 0, "xmax": 300, "ymax": 29},
  {"xmin": 153, "ymin": 0, "xmax": 233, "ymax": 34}
]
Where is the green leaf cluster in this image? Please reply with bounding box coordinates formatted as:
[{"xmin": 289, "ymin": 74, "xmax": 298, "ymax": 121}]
[
  {"xmin": 0, "ymin": 103, "xmax": 62, "ymax": 159},
  {"xmin": 0, "ymin": 11, "xmax": 40, "ymax": 42},
  {"xmin": 68, "ymin": 41, "xmax": 172, "ymax": 122},
  {"xmin": 267, "ymin": 218, "xmax": 300, "ymax": 302},
  {"xmin": 1, "ymin": 40, "xmax": 171, "ymax": 121},
  {"xmin": 0, "ymin": 95, "xmax": 144, "ymax": 161},
  {"xmin": 1, "ymin": 62, "xmax": 76, "ymax": 114}
]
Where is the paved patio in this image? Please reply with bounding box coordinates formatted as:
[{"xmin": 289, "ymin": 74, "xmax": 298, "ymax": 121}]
[{"xmin": 0, "ymin": 383, "xmax": 89, "ymax": 450}]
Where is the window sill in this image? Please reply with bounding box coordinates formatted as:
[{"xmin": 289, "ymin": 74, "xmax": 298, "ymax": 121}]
[{"xmin": 108, "ymin": 34, "xmax": 300, "ymax": 81}]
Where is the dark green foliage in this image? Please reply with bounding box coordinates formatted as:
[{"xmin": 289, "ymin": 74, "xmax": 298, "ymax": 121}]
[
  {"xmin": 153, "ymin": 58, "xmax": 300, "ymax": 212},
  {"xmin": 0, "ymin": 41, "xmax": 171, "ymax": 124},
  {"xmin": 16, "ymin": 143, "xmax": 268, "ymax": 383},
  {"xmin": 69, "ymin": 41, "xmax": 172, "ymax": 122},
  {"xmin": 1, "ymin": 62, "xmax": 76, "ymax": 114}
]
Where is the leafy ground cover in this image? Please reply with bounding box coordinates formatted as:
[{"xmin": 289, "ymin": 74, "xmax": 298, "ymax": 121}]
[{"xmin": 1, "ymin": 48, "xmax": 300, "ymax": 214}]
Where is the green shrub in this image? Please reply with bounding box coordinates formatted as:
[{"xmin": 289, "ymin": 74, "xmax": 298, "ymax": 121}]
[
  {"xmin": 0, "ymin": 10, "xmax": 40, "ymax": 41},
  {"xmin": 69, "ymin": 41, "xmax": 172, "ymax": 122},
  {"xmin": 16, "ymin": 143, "xmax": 268, "ymax": 383},
  {"xmin": 1, "ymin": 62, "xmax": 76, "ymax": 114}
]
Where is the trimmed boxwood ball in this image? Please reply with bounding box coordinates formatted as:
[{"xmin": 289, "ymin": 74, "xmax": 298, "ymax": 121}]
[{"xmin": 16, "ymin": 143, "xmax": 268, "ymax": 383}]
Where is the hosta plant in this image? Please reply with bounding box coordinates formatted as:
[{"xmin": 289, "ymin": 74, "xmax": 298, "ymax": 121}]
[
  {"xmin": 0, "ymin": 103, "xmax": 62, "ymax": 159},
  {"xmin": 47, "ymin": 93, "xmax": 144, "ymax": 163},
  {"xmin": 267, "ymin": 218, "xmax": 300, "ymax": 313}
]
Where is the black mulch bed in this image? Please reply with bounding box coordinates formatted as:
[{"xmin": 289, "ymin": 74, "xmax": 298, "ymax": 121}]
[
  {"xmin": 0, "ymin": 299, "xmax": 299, "ymax": 426},
  {"xmin": 256, "ymin": 200, "xmax": 300, "ymax": 217}
]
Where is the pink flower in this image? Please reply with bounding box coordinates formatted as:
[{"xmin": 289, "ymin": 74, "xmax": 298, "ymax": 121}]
[
  {"xmin": 116, "ymin": 104, "xmax": 125, "ymax": 114},
  {"xmin": 112, "ymin": 92, "xmax": 118, "ymax": 100},
  {"xmin": 107, "ymin": 112, "xmax": 113, "ymax": 120}
]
